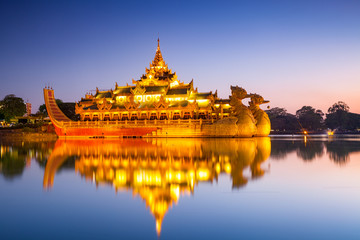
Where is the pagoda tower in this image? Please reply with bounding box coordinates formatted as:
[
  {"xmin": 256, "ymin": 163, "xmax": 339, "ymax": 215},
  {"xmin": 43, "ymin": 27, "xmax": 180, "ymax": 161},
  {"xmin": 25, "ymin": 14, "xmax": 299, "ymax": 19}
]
[{"xmin": 133, "ymin": 38, "xmax": 181, "ymax": 87}]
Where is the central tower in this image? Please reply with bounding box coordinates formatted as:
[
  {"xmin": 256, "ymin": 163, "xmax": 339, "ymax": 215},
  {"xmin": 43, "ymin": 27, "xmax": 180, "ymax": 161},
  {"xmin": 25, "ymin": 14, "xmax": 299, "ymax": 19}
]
[{"xmin": 132, "ymin": 38, "xmax": 181, "ymax": 87}]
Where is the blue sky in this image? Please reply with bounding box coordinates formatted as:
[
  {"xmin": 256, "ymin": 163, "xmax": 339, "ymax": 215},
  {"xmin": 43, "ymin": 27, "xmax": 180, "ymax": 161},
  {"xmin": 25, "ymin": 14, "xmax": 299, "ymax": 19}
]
[{"xmin": 1, "ymin": 0, "xmax": 359, "ymax": 114}]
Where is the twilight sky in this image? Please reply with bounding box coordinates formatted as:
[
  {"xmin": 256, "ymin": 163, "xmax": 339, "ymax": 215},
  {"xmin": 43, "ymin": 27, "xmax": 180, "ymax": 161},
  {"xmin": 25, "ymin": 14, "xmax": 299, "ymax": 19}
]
[{"xmin": 1, "ymin": 0, "xmax": 359, "ymax": 114}]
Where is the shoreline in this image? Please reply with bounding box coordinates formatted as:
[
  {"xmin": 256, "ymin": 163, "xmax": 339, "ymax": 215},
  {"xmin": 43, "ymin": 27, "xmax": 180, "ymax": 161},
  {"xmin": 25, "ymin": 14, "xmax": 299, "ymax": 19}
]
[{"xmin": 0, "ymin": 129, "xmax": 58, "ymax": 141}]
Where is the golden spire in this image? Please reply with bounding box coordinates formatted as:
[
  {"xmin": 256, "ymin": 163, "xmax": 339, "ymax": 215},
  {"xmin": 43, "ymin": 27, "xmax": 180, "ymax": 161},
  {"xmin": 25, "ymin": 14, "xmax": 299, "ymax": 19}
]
[
  {"xmin": 151, "ymin": 38, "xmax": 165, "ymax": 68},
  {"xmin": 133, "ymin": 38, "xmax": 179, "ymax": 86}
]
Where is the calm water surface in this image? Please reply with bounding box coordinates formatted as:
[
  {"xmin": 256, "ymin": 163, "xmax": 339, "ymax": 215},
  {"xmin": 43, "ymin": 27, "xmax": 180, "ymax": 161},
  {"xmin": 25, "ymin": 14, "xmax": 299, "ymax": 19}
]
[{"xmin": 1, "ymin": 137, "xmax": 359, "ymax": 239}]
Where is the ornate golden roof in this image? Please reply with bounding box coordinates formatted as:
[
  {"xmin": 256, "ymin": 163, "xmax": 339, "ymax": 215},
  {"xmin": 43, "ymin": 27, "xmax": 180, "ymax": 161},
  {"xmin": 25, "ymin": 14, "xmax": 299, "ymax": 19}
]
[
  {"xmin": 133, "ymin": 38, "xmax": 180, "ymax": 87},
  {"xmin": 151, "ymin": 38, "xmax": 166, "ymax": 68}
]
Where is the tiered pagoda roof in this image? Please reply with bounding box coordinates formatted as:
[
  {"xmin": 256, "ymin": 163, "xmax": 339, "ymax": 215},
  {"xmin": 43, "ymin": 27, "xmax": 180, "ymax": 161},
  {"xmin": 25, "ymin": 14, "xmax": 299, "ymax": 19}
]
[
  {"xmin": 134, "ymin": 38, "xmax": 179, "ymax": 86},
  {"xmin": 76, "ymin": 38, "xmax": 227, "ymax": 115}
]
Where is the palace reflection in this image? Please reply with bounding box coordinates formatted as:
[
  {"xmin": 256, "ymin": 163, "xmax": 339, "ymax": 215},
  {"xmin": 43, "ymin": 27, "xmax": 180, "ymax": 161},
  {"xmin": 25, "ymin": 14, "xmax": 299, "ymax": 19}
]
[
  {"xmin": 2, "ymin": 137, "xmax": 360, "ymax": 237},
  {"xmin": 43, "ymin": 138, "xmax": 271, "ymax": 236}
]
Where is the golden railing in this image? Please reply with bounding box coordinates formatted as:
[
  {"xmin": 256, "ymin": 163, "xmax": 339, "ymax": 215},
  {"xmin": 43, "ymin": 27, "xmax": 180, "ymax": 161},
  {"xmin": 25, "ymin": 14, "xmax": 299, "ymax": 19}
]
[{"xmin": 60, "ymin": 118, "xmax": 215, "ymax": 128}]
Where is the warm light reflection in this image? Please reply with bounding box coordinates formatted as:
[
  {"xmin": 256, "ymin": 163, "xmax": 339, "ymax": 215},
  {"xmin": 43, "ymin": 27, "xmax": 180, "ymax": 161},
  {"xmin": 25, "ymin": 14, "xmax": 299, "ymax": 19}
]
[{"xmin": 44, "ymin": 138, "xmax": 271, "ymax": 236}]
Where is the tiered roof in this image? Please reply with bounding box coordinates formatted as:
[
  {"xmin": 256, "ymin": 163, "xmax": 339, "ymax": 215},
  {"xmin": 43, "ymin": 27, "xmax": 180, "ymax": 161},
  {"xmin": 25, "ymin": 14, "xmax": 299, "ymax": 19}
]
[
  {"xmin": 133, "ymin": 38, "xmax": 180, "ymax": 86},
  {"xmin": 78, "ymin": 38, "xmax": 223, "ymax": 111}
]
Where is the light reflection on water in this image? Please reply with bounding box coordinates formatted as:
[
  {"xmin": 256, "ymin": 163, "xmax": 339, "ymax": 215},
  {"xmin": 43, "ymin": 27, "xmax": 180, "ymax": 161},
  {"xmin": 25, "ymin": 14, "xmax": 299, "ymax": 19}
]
[
  {"xmin": 0, "ymin": 137, "xmax": 360, "ymax": 239},
  {"xmin": 44, "ymin": 138, "xmax": 271, "ymax": 236}
]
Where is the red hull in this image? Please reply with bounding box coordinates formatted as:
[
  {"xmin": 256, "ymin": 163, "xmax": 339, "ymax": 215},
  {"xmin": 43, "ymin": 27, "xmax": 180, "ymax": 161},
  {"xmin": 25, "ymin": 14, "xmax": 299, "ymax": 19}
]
[{"xmin": 54, "ymin": 125, "xmax": 157, "ymax": 137}]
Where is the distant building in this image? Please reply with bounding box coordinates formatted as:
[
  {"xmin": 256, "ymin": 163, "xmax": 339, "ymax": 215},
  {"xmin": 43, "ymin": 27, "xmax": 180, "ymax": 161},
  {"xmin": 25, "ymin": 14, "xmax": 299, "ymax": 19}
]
[{"xmin": 25, "ymin": 102, "xmax": 32, "ymax": 116}]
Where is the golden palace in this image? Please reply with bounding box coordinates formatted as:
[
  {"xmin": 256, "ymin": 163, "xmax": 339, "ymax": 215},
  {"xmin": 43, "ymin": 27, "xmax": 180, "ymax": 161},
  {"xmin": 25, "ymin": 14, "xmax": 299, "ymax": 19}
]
[{"xmin": 43, "ymin": 39, "xmax": 271, "ymax": 138}]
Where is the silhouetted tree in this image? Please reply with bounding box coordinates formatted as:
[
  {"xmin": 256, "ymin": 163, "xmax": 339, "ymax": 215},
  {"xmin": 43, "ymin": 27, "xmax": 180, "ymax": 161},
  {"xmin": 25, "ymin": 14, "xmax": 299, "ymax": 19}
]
[
  {"xmin": 325, "ymin": 101, "xmax": 358, "ymax": 131},
  {"xmin": 346, "ymin": 113, "xmax": 360, "ymax": 130},
  {"xmin": 296, "ymin": 106, "xmax": 324, "ymax": 131},
  {"xmin": 0, "ymin": 94, "xmax": 26, "ymax": 122},
  {"xmin": 265, "ymin": 107, "xmax": 300, "ymax": 131},
  {"xmin": 266, "ymin": 107, "xmax": 287, "ymax": 118},
  {"xmin": 328, "ymin": 101, "xmax": 349, "ymax": 113}
]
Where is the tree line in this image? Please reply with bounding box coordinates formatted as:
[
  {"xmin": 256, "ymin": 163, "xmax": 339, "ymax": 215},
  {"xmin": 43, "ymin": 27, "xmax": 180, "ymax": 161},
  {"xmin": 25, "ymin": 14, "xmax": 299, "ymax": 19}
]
[{"xmin": 266, "ymin": 101, "xmax": 360, "ymax": 133}]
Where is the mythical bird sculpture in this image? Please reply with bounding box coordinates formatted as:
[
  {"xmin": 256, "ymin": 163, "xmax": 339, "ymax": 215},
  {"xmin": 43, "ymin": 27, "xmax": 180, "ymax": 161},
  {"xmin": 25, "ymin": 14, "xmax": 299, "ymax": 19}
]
[
  {"xmin": 229, "ymin": 86, "xmax": 257, "ymax": 137},
  {"xmin": 248, "ymin": 94, "xmax": 271, "ymax": 136}
]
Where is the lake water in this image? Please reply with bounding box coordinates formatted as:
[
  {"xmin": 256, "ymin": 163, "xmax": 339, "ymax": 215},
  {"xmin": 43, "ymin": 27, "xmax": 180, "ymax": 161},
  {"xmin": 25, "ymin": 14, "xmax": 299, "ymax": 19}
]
[{"xmin": 1, "ymin": 137, "xmax": 360, "ymax": 239}]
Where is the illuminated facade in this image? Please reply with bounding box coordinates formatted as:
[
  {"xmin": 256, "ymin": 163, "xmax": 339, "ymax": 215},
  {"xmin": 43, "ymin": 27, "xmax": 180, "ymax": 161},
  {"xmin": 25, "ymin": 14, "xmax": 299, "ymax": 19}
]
[
  {"xmin": 43, "ymin": 138, "xmax": 271, "ymax": 236},
  {"xmin": 75, "ymin": 39, "xmax": 231, "ymax": 122},
  {"xmin": 43, "ymin": 39, "xmax": 270, "ymax": 137}
]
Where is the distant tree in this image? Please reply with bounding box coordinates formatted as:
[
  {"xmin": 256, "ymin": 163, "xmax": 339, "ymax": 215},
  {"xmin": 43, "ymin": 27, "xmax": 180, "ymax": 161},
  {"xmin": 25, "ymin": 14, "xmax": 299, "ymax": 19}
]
[
  {"xmin": 0, "ymin": 94, "xmax": 26, "ymax": 122},
  {"xmin": 326, "ymin": 101, "xmax": 360, "ymax": 131},
  {"xmin": 38, "ymin": 104, "xmax": 47, "ymax": 115},
  {"xmin": 296, "ymin": 106, "xmax": 324, "ymax": 131},
  {"xmin": 328, "ymin": 101, "xmax": 349, "ymax": 114},
  {"xmin": 266, "ymin": 107, "xmax": 287, "ymax": 118},
  {"xmin": 346, "ymin": 113, "xmax": 360, "ymax": 130},
  {"xmin": 265, "ymin": 107, "xmax": 300, "ymax": 131}
]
